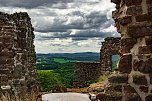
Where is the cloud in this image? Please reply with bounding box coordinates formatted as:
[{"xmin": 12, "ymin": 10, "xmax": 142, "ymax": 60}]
[
  {"xmin": 0, "ymin": 0, "xmax": 74, "ymax": 9},
  {"xmin": 34, "ymin": 37, "xmax": 104, "ymax": 53},
  {"xmin": 0, "ymin": 0, "xmax": 119, "ymax": 53}
]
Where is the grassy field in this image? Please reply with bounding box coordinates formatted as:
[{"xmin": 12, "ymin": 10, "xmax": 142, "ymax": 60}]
[
  {"xmin": 37, "ymin": 62, "xmax": 75, "ymax": 92},
  {"xmin": 36, "ymin": 53, "xmax": 119, "ymax": 92},
  {"xmin": 53, "ymin": 58, "xmax": 77, "ymax": 63}
]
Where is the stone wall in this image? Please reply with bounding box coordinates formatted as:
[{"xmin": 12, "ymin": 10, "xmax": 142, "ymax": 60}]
[
  {"xmin": 73, "ymin": 62, "xmax": 101, "ymax": 87},
  {"xmin": 103, "ymin": 0, "xmax": 152, "ymax": 101},
  {"xmin": 0, "ymin": 12, "xmax": 39, "ymax": 101},
  {"xmin": 100, "ymin": 37, "xmax": 121, "ymax": 72}
]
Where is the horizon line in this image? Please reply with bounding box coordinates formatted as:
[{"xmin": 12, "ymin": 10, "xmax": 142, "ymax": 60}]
[{"xmin": 36, "ymin": 52, "xmax": 100, "ymax": 54}]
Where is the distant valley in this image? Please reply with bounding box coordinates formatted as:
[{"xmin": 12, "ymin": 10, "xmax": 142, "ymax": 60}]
[{"xmin": 36, "ymin": 52, "xmax": 119, "ymax": 91}]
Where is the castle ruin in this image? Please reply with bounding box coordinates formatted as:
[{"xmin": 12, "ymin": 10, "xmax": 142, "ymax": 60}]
[
  {"xmin": 73, "ymin": 37, "xmax": 121, "ymax": 88},
  {"xmin": 73, "ymin": 62, "xmax": 101, "ymax": 87},
  {"xmin": 0, "ymin": 12, "xmax": 38, "ymax": 101},
  {"xmin": 103, "ymin": 0, "xmax": 152, "ymax": 100},
  {"xmin": 100, "ymin": 37, "xmax": 121, "ymax": 72},
  {"xmin": 1, "ymin": 0, "xmax": 152, "ymax": 100}
]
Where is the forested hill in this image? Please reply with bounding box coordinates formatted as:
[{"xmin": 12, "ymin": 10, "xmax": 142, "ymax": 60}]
[
  {"xmin": 36, "ymin": 52, "xmax": 100, "ymax": 62},
  {"xmin": 36, "ymin": 52, "xmax": 120, "ymax": 91}
]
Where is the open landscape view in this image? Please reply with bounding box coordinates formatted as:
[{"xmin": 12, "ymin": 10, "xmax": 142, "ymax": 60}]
[{"xmin": 0, "ymin": 0, "xmax": 152, "ymax": 101}]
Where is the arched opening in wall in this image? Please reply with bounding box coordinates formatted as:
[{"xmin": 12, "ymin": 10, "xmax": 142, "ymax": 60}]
[{"xmin": 111, "ymin": 55, "xmax": 120, "ymax": 71}]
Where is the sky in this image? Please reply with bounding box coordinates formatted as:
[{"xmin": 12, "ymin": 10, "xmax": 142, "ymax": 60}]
[{"xmin": 0, "ymin": 0, "xmax": 119, "ymax": 53}]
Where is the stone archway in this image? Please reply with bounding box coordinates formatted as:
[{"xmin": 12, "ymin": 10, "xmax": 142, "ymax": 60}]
[{"xmin": 100, "ymin": 37, "xmax": 121, "ymax": 72}]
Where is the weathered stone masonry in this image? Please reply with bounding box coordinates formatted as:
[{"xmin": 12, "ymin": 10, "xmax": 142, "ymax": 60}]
[
  {"xmin": 73, "ymin": 62, "xmax": 101, "ymax": 87},
  {"xmin": 0, "ymin": 12, "xmax": 38, "ymax": 101},
  {"xmin": 74, "ymin": 37, "xmax": 121, "ymax": 87},
  {"xmin": 103, "ymin": 0, "xmax": 152, "ymax": 101},
  {"xmin": 100, "ymin": 37, "xmax": 121, "ymax": 72}
]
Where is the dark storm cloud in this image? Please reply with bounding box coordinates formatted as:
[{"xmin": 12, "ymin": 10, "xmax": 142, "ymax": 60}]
[
  {"xmin": 0, "ymin": 0, "xmax": 73, "ymax": 8},
  {"xmin": 0, "ymin": 0, "xmax": 117, "ymax": 53},
  {"xmin": 35, "ymin": 29, "xmax": 115, "ymax": 41},
  {"xmin": 33, "ymin": 10, "xmax": 114, "ymax": 37},
  {"xmin": 0, "ymin": 0, "xmax": 115, "ymax": 37}
]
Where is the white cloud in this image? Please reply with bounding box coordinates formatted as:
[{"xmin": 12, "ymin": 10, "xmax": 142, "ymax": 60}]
[{"xmin": 0, "ymin": 0, "xmax": 118, "ymax": 53}]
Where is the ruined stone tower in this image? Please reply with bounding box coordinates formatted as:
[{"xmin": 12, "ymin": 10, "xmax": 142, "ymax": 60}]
[
  {"xmin": 104, "ymin": 0, "xmax": 152, "ymax": 101},
  {"xmin": 100, "ymin": 37, "xmax": 121, "ymax": 72},
  {"xmin": 0, "ymin": 12, "xmax": 38, "ymax": 101}
]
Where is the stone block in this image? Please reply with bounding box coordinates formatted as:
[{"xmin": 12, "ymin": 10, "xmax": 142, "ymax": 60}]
[
  {"xmin": 120, "ymin": 46, "xmax": 132, "ymax": 54},
  {"xmin": 3, "ymin": 36, "xmax": 14, "ymax": 43},
  {"xmin": 106, "ymin": 85, "xmax": 123, "ymax": 92},
  {"xmin": 145, "ymin": 36, "xmax": 152, "ymax": 45},
  {"xmin": 145, "ymin": 95, "xmax": 152, "ymax": 101},
  {"xmin": 133, "ymin": 59, "xmax": 152, "ymax": 74},
  {"xmin": 124, "ymin": 93, "xmax": 142, "ymax": 101},
  {"xmin": 0, "ymin": 50, "xmax": 14, "ymax": 58},
  {"xmin": 0, "ymin": 36, "xmax": 3, "ymax": 43},
  {"xmin": 0, "ymin": 57, "xmax": 7, "ymax": 64},
  {"xmin": 118, "ymin": 54, "xmax": 132, "ymax": 73},
  {"xmin": 5, "ymin": 43, "xmax": 13, "ymax": 50},
  {"xmin": 149, "ymin": 74, "xmax": 152, "ymax": 84},
  {"xmin": 148, "ymin": 4, "xmax": 152, "ymax": 13},
  {"xmin": 111, "ymin": 0, "xmax": 121, "ymax": 4},
  {"xmin": 0, "ymin": 75, "xmax": 8, "ymax": 82},
  {"xmin": 147, "ymin": 0, "xmax": 152, "ymax": 4},
  {"xmin": 139, "ymin": 86, "xmax": 148, "ymax": 93},
  {"xmin": 17, "ymin": 38, "xmax": 27, "ymax": 49},
  {"xmin": 125, "ymin": 0, "xmax": 142, "ymax": 6},
  {"xmin": 123, "ymin": 85, "xmax": 137, "ymax": 93},
  {"xmin": 136, "ymin": 14, "xmax": 152, "ymax": 22},
  {"xmin": 17, "ymin": 28, "xmax": 27, "ymax": 38},
  {"xmin": 133, "ymin": 75, "xmax": 147, "ymax": 85},
  {"xmin": 139, "ymin": 46, "xmax": 152, "ymax": 54},
  {"xmin": 106, "ymin": 95, "xmax": 122, "ymax": 101},
  {"xmin": 118, "ymin": 16, "xmax": 132, "ymax": 25},
  {"xmin": 108, "ymin": 74, "xmax": 128, "ymax": 84},
  {"xmin": 14, "ymin": 65, "xmax": 23, "ymax": 78},
  {"xmin": 113, "ymin": 85, "xmax": 122, "ymax": 92},
  {"xmin": 121, "ymin": 38, "xmax": 137, "ymax": 46},
  {"xmin": 127, "ymin": 25, "xmax": 152, "ymax": 38},
  {"xmin": 142, "ymin": 59, "xmax": 152, "ymax": 74},
  {"xmin": 0, "ymin": 43, "xmax": 4, "ymax": 51},
  {"xmin": 126, "ymin": 6, "xmax": 142, "ymax": 16},
  {"xmin": 0, "ymin": 69, "xmax": 9, "ymax": 74},
  {"xmin": 7, "ymin": 58, "xmax": 14, "ymax": 66}
]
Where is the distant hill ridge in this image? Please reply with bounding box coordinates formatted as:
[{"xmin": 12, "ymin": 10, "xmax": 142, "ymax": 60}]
[
  {"xmin": 37, "ymin": 52, "xmax": 100, "ymax": 62},
  {"xmin": 36, "ymin": 52, "xmax": 119, "ymax": 62}
]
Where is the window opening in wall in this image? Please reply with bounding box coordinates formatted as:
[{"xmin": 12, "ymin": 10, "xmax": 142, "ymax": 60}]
[{"xmin": 111, "ymin": 55, "xmax": 120, "ymax": 71}]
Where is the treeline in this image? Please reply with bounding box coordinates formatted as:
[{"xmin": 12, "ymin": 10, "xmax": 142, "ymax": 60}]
[
  {"xmin": 36, "ymin": 52, "xmax": 100, "ymax": 92},
  {"xmin": 37, "ymin": 62, "xmax": 75, "ymax": 92}
]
